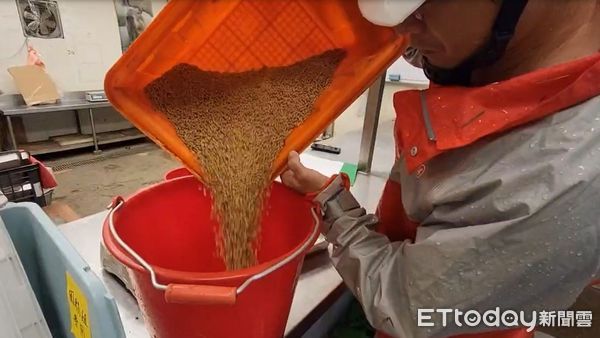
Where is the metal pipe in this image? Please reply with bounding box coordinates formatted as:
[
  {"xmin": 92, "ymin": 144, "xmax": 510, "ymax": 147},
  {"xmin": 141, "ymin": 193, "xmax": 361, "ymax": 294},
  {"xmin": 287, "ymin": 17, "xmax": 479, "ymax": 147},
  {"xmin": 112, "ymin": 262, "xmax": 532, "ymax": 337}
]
[
  {"xmin": 88, "ymin": 108, "xmax": 101, "ymax": 153},
  {"xmin": 6, "ymin": 116, "xmax": 17, "ymax": 150},
  {"xmin": 357, "ymin": 73, "xmax": 386, "ymax": 173}
]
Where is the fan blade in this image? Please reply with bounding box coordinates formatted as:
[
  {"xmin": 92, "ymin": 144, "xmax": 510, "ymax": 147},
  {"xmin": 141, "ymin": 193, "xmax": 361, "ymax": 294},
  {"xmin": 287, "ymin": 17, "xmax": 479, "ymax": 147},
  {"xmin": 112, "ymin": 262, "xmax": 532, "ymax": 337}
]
[
  {"xmin": 41, "ymin": 20, "xmax": 56, "ymax": 35},
  {"xmin": 45, "ymin": 20, "xmax": 57, "ymax": 30},
  {"xmin": 25, "ymin": 4, "xmax": 40, "ymax": 18},
  {"xmin": 27, "ymin": 21, "xmax": 39, "ymax": 31},
  {"xmin": 41, "ymin": 10, "xmax": 52, "ymax": 20},
  {"xmin": 23, "ymin": 11, "xmax": 38, "ymax": 21}
]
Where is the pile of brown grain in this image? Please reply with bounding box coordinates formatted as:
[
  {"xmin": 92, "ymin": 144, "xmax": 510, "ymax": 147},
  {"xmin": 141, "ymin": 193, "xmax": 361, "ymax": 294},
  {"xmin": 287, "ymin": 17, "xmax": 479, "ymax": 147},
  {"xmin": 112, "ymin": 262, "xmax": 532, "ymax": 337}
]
[{"xmin": 144, "ymin": 49, "xmax": 345, "ymax": 270}]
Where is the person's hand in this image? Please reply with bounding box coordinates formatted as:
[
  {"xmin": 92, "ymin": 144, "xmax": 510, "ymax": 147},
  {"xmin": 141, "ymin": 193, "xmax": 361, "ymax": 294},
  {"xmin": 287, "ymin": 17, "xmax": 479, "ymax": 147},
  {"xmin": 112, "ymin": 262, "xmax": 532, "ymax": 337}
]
[{"xmin": 281, "ymin": 151, "xmax": 329, "ymax": 195}]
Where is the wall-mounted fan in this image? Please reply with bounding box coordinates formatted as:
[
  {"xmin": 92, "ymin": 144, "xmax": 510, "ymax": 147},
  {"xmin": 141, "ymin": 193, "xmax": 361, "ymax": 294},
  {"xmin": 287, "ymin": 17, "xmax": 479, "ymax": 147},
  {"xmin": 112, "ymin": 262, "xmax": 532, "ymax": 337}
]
[{"xmin": 16, "ymin": 0, "xmax": 64, "ymax": 39}]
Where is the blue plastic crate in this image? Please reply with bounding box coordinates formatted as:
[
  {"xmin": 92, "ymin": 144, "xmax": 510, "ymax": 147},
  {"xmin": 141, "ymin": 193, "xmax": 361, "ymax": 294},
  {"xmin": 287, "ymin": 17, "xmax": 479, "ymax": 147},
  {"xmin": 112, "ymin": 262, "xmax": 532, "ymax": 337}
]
[
  {"xmin": 0, "ymin": 212, "xmax": 52, "ymax": 337},
  {"xmin": 0, "ymin": 202, "xmax": 125, "ymax": 338}
]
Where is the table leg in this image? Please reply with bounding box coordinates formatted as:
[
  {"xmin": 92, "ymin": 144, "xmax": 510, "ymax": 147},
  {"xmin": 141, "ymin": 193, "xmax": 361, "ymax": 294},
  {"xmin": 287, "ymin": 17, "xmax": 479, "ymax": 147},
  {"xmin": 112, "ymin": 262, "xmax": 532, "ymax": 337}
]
[
  {"xmin": 320, "ymin": 123, "xmax": 335, "ymax": 140},
  {"xmin": 357, "ymin": 73, "xmax": 386, "ymax": 174},
  {"xmin": 6, "ymin": 116, "xmax": 18, "ymax": 150},
  {"xmin": 88, "ymin": 108, "xmax": 101, "ymax": 154}
]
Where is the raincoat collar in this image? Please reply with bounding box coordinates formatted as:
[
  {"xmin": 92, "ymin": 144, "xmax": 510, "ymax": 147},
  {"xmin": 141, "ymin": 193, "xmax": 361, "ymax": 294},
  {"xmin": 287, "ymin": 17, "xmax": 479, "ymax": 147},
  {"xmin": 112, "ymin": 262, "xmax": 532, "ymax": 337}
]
[{"xmin": 394, "ymin": 52, "xmax": 600, "ymax": 173}]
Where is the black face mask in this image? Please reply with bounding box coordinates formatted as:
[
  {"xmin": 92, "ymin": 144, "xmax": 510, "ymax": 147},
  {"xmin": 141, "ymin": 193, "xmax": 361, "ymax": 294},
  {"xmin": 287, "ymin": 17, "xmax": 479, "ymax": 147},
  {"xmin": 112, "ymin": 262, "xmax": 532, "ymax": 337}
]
[{"xmin": 423, "ymin": 0, "xmax": 529, "ymax": 87}]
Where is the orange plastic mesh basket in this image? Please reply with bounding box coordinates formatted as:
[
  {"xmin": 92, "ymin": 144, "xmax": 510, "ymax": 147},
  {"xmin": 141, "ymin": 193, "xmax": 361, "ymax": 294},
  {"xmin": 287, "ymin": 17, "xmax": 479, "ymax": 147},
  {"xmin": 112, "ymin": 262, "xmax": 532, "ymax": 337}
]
[{"xmin": 104, "ymin": 0, "xmax": 407, "ymax": 181}]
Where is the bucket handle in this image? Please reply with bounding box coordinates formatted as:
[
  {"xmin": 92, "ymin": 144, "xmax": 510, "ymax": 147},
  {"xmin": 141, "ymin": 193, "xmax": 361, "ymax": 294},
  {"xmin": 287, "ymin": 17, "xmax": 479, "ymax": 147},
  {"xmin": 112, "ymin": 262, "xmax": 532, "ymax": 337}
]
[{"xmin": 107, "ymin": 197, "xmax": 321, "ymax": 305}]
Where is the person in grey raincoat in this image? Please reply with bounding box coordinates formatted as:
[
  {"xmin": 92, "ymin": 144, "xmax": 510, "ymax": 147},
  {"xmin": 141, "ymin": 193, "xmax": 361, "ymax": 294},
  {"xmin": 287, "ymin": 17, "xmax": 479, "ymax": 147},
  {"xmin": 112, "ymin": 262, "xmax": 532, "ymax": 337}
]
[{"xmin": 281, "ymin": 1, "xmax": 600, "ymax": 337}]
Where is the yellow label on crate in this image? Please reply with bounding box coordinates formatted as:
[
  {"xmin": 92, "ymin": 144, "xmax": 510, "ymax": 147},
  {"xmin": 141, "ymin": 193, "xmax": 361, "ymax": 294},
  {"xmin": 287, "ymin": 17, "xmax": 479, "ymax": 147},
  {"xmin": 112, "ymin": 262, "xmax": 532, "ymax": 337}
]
[{"xmin": 66, "ymin": 272, "xmax": 92, "ymax": 338}]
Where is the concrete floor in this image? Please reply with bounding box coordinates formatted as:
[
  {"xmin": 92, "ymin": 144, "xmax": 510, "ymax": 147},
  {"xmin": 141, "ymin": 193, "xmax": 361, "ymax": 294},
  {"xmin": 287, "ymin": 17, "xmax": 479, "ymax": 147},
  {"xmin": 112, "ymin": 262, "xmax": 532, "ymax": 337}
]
[{"xmin": 43, "ymin": 142, "xmax": 181, "ymax": 222}]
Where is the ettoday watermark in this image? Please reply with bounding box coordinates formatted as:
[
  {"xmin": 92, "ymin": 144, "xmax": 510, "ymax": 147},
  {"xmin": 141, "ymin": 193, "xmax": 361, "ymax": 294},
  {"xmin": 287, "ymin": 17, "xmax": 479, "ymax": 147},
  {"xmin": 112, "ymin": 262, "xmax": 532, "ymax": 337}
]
[{"xmin": 418, "ymin": 308, "xmax": 593, "ymax": 332}]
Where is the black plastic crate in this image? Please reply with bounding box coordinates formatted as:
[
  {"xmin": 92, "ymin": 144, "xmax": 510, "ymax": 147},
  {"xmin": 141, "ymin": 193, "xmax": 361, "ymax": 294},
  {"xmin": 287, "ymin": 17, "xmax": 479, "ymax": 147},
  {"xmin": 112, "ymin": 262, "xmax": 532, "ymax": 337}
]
[
  {"xmin": 0, "ymin": 150, "xmax": 29, "ymax": 171},
  {"xmin": 0, "ymin": 163, "xmax": 46, "ymax": 206}
]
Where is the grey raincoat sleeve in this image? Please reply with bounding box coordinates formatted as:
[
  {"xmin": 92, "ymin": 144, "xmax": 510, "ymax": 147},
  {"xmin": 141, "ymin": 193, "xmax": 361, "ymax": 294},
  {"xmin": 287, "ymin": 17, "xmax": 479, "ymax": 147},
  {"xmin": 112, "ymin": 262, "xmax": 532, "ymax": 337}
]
[{"xmin": 314, "ymin": 98, "xmax": 600, "ymax": 338}]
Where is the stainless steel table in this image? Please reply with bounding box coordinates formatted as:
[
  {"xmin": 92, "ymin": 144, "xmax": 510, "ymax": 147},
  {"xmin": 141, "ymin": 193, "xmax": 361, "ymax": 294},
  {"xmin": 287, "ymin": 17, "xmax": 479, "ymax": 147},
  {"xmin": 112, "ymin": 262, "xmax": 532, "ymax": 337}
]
[
  {"xmin": 0, "ymin": 92, "xmax": 149, "ymax": 156},
  {"xmin": 59, "ymin": 211, "xmax": 345, "ymax": 337},
  {"xmin": 0, "ymin": 92, "xmax": 113, "ymax": 153}
]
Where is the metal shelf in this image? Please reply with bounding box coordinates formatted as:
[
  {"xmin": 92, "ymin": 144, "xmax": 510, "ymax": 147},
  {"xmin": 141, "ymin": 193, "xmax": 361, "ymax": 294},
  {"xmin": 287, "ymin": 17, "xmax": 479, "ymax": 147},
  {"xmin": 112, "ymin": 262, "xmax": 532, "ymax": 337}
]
[
  {"xmin": 21, "ymin": 129, "xmax": 146, "ymax": 156},
  {"xmin": 0, "ymin": 92, "xmax": 134, "ymax": 154}
]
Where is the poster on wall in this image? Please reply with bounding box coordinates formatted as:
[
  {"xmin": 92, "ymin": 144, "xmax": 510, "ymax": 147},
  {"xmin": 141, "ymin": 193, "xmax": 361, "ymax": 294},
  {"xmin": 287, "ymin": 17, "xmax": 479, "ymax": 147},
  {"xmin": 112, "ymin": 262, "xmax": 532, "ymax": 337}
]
[{"xmin": 113, "ymin": 0, "xmax": 154, "ymax": 52}]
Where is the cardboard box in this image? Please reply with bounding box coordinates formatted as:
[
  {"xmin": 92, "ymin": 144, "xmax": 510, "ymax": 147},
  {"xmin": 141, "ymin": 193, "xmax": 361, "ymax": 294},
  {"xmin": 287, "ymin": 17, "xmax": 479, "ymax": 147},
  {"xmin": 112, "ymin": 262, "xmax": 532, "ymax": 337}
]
[{"xmin": 7, "ymin": 65, "xmax": 60, "ymax": 106}]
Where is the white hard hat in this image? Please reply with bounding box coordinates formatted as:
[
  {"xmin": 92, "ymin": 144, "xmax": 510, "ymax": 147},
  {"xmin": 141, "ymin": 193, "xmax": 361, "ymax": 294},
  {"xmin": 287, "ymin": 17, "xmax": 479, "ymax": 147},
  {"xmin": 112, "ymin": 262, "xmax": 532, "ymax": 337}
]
[{"xmin": 358, "ymin": 0, "xmax": 425, "ymax": 27}]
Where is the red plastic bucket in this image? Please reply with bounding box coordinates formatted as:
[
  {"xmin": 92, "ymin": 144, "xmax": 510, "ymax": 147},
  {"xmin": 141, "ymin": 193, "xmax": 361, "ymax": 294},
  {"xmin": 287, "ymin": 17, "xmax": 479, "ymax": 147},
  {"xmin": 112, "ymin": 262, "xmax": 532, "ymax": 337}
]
[
  {"xmin": 102, "ymin": 176, "xmax": 320, "ymax": 338},
  {"xmin": 163, "ymin": 167, "xmax": 192, "ymax": 180}
]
